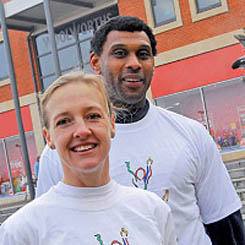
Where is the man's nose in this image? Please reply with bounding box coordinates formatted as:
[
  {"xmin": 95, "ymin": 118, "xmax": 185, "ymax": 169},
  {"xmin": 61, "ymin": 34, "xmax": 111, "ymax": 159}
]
[
  {"xmin": 73, "ymin": 121, "xmax": 91, "ymax": 138},
  {"xmin": 126, "ymin": 54, "xmax": 141, "ymax": 71}
]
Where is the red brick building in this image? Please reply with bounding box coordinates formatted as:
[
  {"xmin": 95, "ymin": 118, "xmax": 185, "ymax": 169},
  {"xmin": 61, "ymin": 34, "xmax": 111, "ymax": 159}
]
[{"xmin": 0, "ymin": 0, "xmax": 245, "ymax": 195}]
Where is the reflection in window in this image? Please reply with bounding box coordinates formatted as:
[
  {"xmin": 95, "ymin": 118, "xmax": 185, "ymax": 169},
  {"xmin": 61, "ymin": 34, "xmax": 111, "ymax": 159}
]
[
  {"xmin": 156, "ymin": 88, "xmax": 204, "ymax": 122},
  {"xmin": 151, "ymin": 0, "xmax": 176, "ymax": 27},
  {"xmin": 195, "ymin": 0, "xmax": 222, "ymax": 13},
  {"xmin": 204, "ymin": 78, "xmax": 245, "ymax": 152},
  {"xmin": 0, "ymin": 140, "xmax": 9, "ymax": 191},
  {"xmin": 0, "ymin": 42, "xmax": 9, "ymax": 80},
  {"xmin": 0, "ymin": 132, "xmax": 37, "ymax": 196},
  {"xmin": 155, "ymin": 77, "xmax": 245, "ymax": 153}
]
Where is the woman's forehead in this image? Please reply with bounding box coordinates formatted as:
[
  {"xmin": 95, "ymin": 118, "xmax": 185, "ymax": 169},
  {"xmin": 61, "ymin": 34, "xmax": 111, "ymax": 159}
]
[{"xmin": 47, "ymin": 81, "xmax": 109, "ymax": 113}]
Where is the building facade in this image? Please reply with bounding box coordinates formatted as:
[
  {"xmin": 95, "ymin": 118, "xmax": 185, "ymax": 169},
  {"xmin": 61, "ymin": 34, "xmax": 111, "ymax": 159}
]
[{"xmin": 0, "ymin": 0, "xmax": 245, "ymax": 196}]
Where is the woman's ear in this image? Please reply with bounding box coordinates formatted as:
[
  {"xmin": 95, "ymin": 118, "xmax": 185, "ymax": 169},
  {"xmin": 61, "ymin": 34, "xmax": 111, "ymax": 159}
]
[
  {"xmin": 90, "ymin": 53, "xmax": 102, "ymax": 75},
  {"xmin": 43, "ymin": 127, "xmax": 56, "ymax": 150},
  {"xmin": 110, "ymin": 113, "xmax": 116, "ymax": 139}
]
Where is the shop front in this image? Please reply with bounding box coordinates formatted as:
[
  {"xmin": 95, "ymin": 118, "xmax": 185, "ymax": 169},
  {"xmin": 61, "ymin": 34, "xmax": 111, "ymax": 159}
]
[
  {"xmin": 152, "ymin": 43, "xmax": 245, "ymax": 158},
  {"xmin": 0, "ymin": 106, "xmax": 38, "ymax": 197}
]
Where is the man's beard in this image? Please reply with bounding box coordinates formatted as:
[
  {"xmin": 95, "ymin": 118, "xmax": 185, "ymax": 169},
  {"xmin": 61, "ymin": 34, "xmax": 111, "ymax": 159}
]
[{"xmin": 106, "ymin": 76, "xmax": 146, "ymax": 108}]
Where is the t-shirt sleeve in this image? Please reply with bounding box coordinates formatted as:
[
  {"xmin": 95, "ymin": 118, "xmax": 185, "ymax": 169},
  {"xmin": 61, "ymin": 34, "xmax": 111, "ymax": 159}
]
[
  {"xmin": 193, "ymin": 123, "xmax": 242, "ymax": 224},
  {"xmin": 154, "ymin": 198, "xmax": 178, "ymax": 245},
  {"xmin": 0, "ymin": 226, "xmax": 20, "ymax": 245},
  {"xmin": 163, "ymin": 210, "xmax": 178, "ymax": 245},
  {"xmin": 0, "ymin": 209, "xmax": 35, "ymax": 245},
  {"xmin": 35, "ymin": 145, "xmax": 63, "ymax": 198}
]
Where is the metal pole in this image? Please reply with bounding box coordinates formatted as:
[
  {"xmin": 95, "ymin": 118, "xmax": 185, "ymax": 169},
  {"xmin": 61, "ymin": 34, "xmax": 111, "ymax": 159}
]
[
  {"xmin": 43, "ymin": 0, "xmax": 61, "ymax": 78},
  {"xmin": 0, "ymin": 1, "xmax": 35, "ymax": 200},
  {"xmin": 200, "ymin": 87, "xmax": 211, "ymax": 134}
]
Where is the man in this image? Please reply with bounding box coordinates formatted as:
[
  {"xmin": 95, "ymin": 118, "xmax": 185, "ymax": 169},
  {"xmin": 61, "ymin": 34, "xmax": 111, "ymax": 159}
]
[{"xmin": 36, "ymin": 16, "xmax": 245, "ymax": 244}]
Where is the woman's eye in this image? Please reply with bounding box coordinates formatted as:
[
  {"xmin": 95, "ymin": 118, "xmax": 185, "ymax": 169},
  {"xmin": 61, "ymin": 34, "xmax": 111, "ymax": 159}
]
[
  {"xmin": 87, "ymin": 113, "xmax": 101, "ymax": 120},
  {"xmin": 56, "ymin": 118, "xmax": 70, "ymax": 126}
]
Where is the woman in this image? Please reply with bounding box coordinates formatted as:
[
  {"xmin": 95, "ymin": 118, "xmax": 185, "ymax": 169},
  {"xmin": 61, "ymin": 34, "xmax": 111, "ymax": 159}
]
[{"xmin": 0, "ymin": 72, "xmax": 177, "ymax": 245}]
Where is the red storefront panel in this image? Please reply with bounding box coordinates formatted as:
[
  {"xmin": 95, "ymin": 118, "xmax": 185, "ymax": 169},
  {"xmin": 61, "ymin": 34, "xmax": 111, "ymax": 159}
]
[
  {"xmin": 0, "ymin": 106, "xmax": 33, "ymax": 138},
  {"xmin": 151, "ymin": 44, "xmax": 244, "ymax": 98}
]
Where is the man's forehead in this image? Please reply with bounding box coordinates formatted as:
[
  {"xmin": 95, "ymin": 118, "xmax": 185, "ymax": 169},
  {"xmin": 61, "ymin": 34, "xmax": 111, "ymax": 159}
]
[{"xmin": 105, "ymin": 30, "xmax": 151, "ymax": 48}]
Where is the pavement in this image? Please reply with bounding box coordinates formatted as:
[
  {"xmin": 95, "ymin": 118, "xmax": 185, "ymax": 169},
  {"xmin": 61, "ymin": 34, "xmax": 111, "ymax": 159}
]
[{"xmin": 0, "ymin": 192, "xmax": 31, "ymax": 208}]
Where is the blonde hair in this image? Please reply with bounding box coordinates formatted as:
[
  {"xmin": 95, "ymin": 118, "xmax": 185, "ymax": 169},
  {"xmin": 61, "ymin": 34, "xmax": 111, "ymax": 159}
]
[{"xmin": 41, "ymin": 71, "xmax": 112, "ymax": 129}]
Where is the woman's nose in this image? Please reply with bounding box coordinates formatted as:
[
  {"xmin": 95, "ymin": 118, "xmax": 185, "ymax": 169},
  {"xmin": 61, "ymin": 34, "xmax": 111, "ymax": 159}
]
[{"xmin": 73, "ymin": 121, "xmax": 91, "ymax": 138}]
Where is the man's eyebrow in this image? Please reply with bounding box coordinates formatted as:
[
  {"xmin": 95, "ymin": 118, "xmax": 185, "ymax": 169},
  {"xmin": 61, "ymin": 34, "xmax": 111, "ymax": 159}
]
[
  {"xmin": 110, "ymin": 44, "xmax": 152, "ymax": 50},
  {"xmin": 138, "ymin": 44, "xmax": 152, "ymax": 50},
  {"xmin": 110, "ymin": 44, "xmax": 127, "ymax": 49}
]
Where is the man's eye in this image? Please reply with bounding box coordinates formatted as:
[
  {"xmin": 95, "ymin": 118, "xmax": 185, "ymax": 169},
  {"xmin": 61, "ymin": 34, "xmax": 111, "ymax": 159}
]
[
  {"xmin": 113, "ymin": 49, "xmax": 127, "ymax": 58},
  {"xmin": 138, "ymin": 50, "xmax": 152, "ymax": 59},
  {"xmin": 56, "ymin": 118, "xmax": 70, "ymax": 126},
  {"xmin": 87, "ymin": 113, "xmax": 102, "ymax": 120}
]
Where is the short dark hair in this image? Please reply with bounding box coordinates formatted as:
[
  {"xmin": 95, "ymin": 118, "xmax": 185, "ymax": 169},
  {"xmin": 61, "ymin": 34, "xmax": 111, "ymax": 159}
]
[{"xmin": 90, "ymin": 15, "xmax": 157, "ymax": 56}]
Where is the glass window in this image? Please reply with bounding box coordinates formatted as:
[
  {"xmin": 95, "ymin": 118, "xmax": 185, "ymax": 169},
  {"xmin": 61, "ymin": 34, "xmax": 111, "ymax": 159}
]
[
  {"xmin": 155, "ymin": 88, "xmax": 206, "ymax": 123},
  {"xmin": 83, "ymin": 62, "xmax": 94, "ymax": 74},
  {"xmin": 78, "ymin": 30, "xmax": 93, "ymax": 41},
  {"xmin": 156, "ymin": 77, "xmax": 245, "ymax": 153},
  {"xmin": 35, "ymin": 33, "xmax": 51, "ymax": 56},
  {"xmin": 0, "ymin": 42, "xmax": 9, "ymax": 80},
  {"xmin": 35, "ymin": 6, "xmax": 118, "ymax": 91},
  {"xmin": 0, "ymin": 140, "xmax": 9, "ymax": 195},
  {"xmin": 195, "ymin": 0, "xmax": 222, "ymax": 13},
  {"xmin": 58, "ymin": 45, "xmax": 80, "ymax": 71},
  {"xmin": 151, "ymin": 0, "xmax": 176, "ymax": 27},
  {"xmin": 204, "ymin": 78, "xmax": 245, "ymax": 152},
  {"xmin": 42, "ymin": 74, "xmax": 56, "ymax": 91},
  {"xmin": 55, "ymin": 32, "xmax": 76, "ymax": 50},
  {"xmin": 39, "ymin": 54, "xmax": 55, "ymax": 77},
  {"xmin": 80, "ymin": 40, "xmax": 92, "ymax": 64},
  {"xmin": 0, "ymin": 132, "xmax": 38, "ymax": 196}
]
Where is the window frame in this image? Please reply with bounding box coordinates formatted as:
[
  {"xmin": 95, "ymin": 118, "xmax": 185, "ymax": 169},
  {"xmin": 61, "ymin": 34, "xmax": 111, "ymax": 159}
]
[
  {"xmin": 35, "ymin": 31, "xmax": 93, "ymax": 91},
  {"xmin": 0, "ymin": 33, "xmax": 10, "ymax": 85},
  {"xmin": 144, "ymin": 0, "xmax": 183, "ymax": 35},
  {"xmin": 189, "ymin": 0, "xmax": 228, "ymax": 22}
]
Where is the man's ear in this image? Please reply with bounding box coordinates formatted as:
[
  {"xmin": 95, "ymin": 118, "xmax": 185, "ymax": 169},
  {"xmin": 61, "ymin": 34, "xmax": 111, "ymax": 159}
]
[
  {"xmin": 43, "ymin": 127, "xmax": 56, "ymax": 150},
  {"xmin": 90, "ymin": 53, "xmax": 102, "ymax": 75}
]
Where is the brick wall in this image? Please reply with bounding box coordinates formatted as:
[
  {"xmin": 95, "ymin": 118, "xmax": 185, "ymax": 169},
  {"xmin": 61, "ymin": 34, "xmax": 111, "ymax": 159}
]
[
  {"xmin": 118, "ymin": 0, "xmax": 245, "ymax": 53},
  {"xmin": 0, "ymin": 31, "xmax": 34, "ymax": 103}
]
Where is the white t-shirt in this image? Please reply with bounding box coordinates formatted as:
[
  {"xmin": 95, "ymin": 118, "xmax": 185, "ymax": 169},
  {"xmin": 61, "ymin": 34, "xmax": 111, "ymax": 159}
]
[
  {"xmin": 0, "ymin": 180, "xmax": 177, "ymax": 245},
  {"xmin": 36, "ymin": 102, "xmax": 242, "ymax": 245}
]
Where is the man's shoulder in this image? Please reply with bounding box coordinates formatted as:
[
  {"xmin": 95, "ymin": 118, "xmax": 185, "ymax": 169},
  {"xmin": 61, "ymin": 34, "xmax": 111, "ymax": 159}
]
[
  {"xmin": 40, "ymin": 145, "xmax": 60, "ymax": 163},
  {"xmin": 119, "ymin": 184, "xmax": 170, "ymax": 211},
  {"xmin": 152, "ymin": 103, "xmax": 202, "ymax": 128}
]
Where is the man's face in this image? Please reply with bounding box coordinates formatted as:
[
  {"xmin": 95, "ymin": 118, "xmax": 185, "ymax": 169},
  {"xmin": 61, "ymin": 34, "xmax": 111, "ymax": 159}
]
[{"xmin": 90, "ymin": 31, "xmax": 154, "ymax": 107}]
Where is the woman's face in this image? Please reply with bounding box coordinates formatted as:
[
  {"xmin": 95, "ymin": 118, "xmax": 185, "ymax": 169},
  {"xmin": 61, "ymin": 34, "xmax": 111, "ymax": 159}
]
[{"xmin": 43, "ymin": 81, "xmax": 115, "ymax": 186}]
